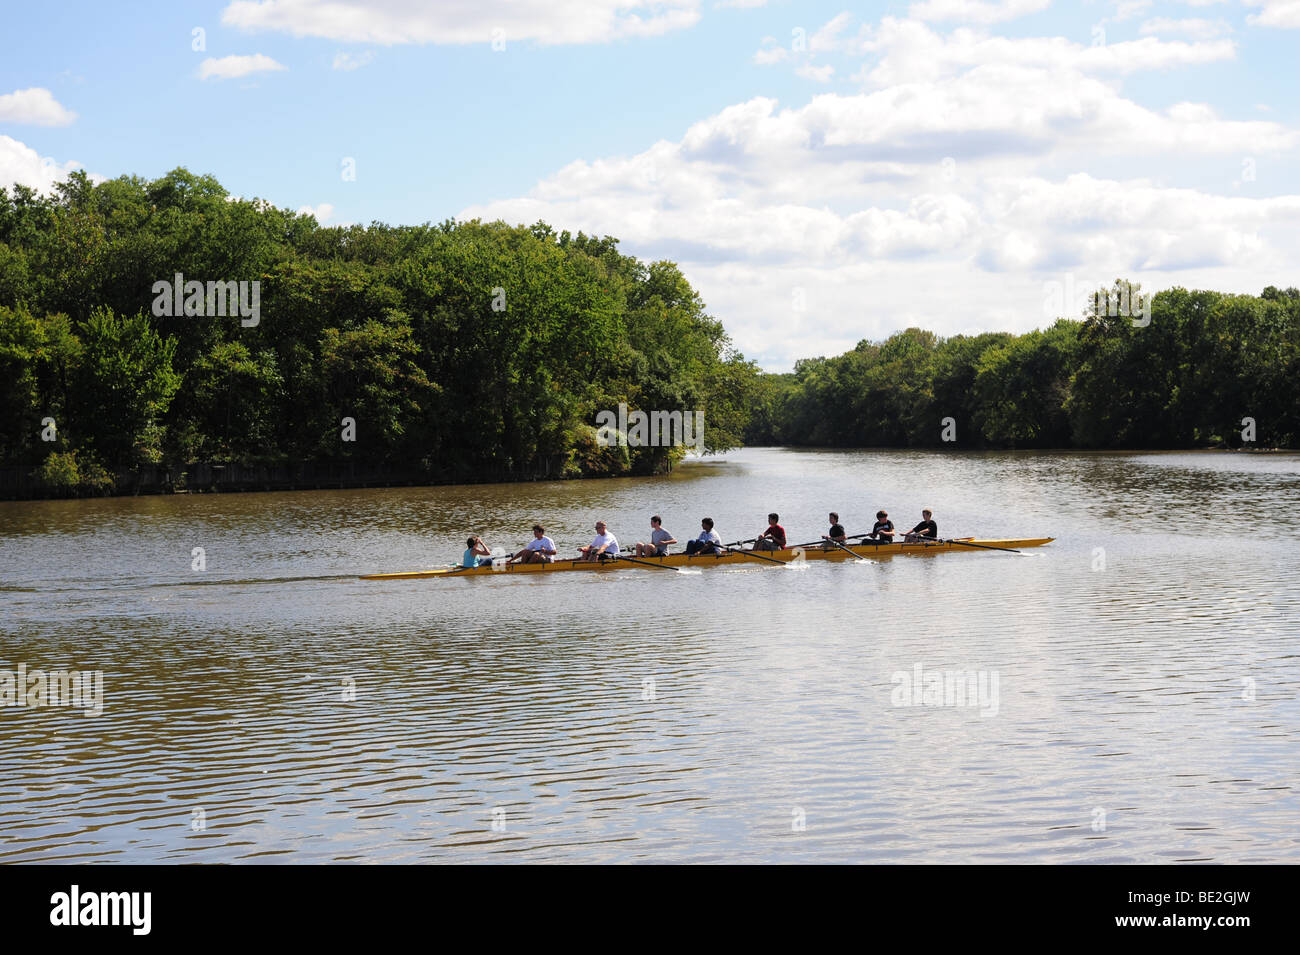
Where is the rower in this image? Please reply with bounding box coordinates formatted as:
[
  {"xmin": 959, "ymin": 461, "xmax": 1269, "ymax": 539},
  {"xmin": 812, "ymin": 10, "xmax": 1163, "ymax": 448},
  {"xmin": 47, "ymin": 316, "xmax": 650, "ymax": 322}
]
[
  {"xmin": 904, "ymin": 509, "xmax": 937, "ymax": 542},
  {"xmin": 753, "ymin": 512, "xmax": 786, "ymax": 552},
  {"xmin": 579, "ymin": 521, "xmax": 620, "ymax": 561},
  {"xmin": 508, "ymin": 524, "xmax": 557, "ymax": 564},
  {"xmin": 868, "ymin": 510, "xmax": 894, "ymax": 543},
  {"xmin": 685, "ymin": 517, "xmax": 723, "ymax": 555},
  {"xmin": 822, "ymin": 512, "xmax": 847, "ymax": 549},
  {"xmin": 462, "ymin": 536, "xmax": 494, "ymax": 568},
  {"xmin": 635, "ymin": 515, "xmax": 677, "ymax": 557}
]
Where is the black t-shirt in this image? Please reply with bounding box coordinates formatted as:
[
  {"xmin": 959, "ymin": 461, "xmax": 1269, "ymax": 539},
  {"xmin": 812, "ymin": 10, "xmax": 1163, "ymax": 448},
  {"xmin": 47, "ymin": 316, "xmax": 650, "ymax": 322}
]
[
  {"xmin": 911, "ymin": 519, "xmax": 937, "ymax": 538},
  {"xmin": 828, "ymin": 523, "xmax": 845, "ymax": 540},
  {"xmin": 872, "ymin": 520, "xmax": 894, "ymax": 536}
]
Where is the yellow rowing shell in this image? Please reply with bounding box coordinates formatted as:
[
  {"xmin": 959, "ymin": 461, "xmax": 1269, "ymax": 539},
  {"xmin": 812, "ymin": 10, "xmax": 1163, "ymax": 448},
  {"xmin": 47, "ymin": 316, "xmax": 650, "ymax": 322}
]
[{"xmin": 360, "ymin": 538, "xmax": 1055, "ymax": 580}]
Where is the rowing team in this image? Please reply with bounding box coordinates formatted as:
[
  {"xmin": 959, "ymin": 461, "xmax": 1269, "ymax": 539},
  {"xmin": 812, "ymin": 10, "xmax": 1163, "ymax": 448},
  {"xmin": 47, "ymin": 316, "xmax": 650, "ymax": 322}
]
[{"xmin": 461, "ymin": 509, "xmax": 939, "ymax": 568}]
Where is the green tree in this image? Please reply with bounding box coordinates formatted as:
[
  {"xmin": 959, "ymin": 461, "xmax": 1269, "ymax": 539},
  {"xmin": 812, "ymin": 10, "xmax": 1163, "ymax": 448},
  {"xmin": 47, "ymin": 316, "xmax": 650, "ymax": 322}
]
[
  {"xmin": 70, "ymin": 308, "xmax": 180, "ymax": 464},
  {"xmin": 973, "ymin": 321, "xmax": 1078, "ymax": 447}
]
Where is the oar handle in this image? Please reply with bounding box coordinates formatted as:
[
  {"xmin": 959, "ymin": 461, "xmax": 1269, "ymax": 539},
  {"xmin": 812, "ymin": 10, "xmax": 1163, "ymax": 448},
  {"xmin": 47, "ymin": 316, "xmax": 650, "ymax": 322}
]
[{"xmin": 721, "ymin": 544, "xmax": 788, "ymax": 565}]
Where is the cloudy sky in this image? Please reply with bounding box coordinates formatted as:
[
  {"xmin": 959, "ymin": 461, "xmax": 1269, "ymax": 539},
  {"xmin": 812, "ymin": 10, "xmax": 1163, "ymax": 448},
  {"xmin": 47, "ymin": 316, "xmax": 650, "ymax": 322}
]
[{"xmin": 2, "ymin": 0, "xmax": 1298, "ymax": 369}]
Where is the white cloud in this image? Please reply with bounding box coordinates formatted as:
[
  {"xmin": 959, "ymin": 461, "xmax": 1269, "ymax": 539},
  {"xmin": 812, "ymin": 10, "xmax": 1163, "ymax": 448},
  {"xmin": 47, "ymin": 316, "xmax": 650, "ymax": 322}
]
[
  {"xmin": 754, "ymin": 14, "xmax": 868, "ymax": 75},
  {"xmin": 1139, "ymin": 17, "xmax": 1232, "ymax": 39},
  {"xmin": 457, "ymin": 79, "xmax": 1298, "ymax": 366},
  {"xmin": 753, "ymin": 40, "xmax": 789, "ymax": 65},
  {"xmin": 856, "ymin": 16, "xmax": 1235, "ymax": 88},
  {"xmin": 0, "ymin": 135, "xmax": 97, "ymax": 194},
  {"xmin": 716, "ymin": 0, "xmax": 767, "ymax": 7},
  {"xmin": 796, "ymin": 63, "xmax": 835, "ymax": 82},
  {"xmin": 1244, "ymin": 1, "xmax": 1300, "ymax": 28},
  {"xmin": 809, "ymin": 12, "xmax": 856, "ymax": 52},
  {"xmin": 909, "ymin": 0, "xmax": 1050, "ymax": 25},
  {"xmin": 222, "ymin": 0, "xmax": 701, "ymax": 45},
  {"xmin": 331, "ymin": 50, "xmax": 374, "ymax": 70},
  {"xmin": 1112, "ymin": 1, "xmax": 1153, "ymax": 22},
  {"xmin": 974, "ymin": 174, "xmax": 1299, "ymax": 271},
  {"xmin": 297, "ymin": 202, "xmax": 335, "ymax": 221},
  {"xmin": 197, "ymin": 53, "xmax": 288, "ymax": 80},
  {"xmin": 0, "ymin": 88, "xmax": 77, "ymax": 126},
  {"xmin": 455, "ymin": 11, "xmax": 1299, "ymax": 368}
]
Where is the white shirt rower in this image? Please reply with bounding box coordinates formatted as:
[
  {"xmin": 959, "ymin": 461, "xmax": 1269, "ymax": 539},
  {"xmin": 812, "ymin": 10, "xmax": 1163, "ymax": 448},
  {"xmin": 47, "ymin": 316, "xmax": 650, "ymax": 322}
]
[
  {"xmin": 581, "ymin": 521, "xmax": 620, "ymax": 560},
  {"xmin": 508, "ymin": 525, "xmax": 558, "ymax": 564},
  {"xmin": 526, "ymin": 536, "xmax": 557, "ymax": 557}
]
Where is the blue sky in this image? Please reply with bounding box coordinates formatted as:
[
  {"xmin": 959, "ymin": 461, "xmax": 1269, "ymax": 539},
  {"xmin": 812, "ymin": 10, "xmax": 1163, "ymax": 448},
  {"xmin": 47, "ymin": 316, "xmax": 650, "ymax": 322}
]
[{"xmin": 3, "ymin": 0, "xmax": 1299, "ymax": 369}]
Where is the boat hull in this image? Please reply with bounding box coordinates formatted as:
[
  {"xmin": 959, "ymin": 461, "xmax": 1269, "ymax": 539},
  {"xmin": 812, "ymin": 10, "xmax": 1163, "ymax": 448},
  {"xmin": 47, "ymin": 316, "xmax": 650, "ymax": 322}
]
[{"xmin": 360, "ymin": 538, "xmax": 1055, "ymax": 580}]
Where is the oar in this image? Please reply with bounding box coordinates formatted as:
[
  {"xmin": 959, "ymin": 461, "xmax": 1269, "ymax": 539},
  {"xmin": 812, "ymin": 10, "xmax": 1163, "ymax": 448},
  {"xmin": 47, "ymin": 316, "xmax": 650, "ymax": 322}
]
[
  {"xmin": 722, "ymin": 538, "xmax": 757, "ymax": 547},
  {"xmin": 720, "ymin": 544, "xmax": 788, "ymax": 566},
  {"xmin": 614, "ymin": 553, "xmax": 686, "ymax": 573},
  {"xmin": 791, "ymin": 534, "xmax": 888, "ymax": 548},
  {"xmin": 934, "ymin": 537, "xmax": 1022, "ymax": 554},
  {"xmin": 821, "ymin": 537, "xmax": 870, "ymax": 562}
]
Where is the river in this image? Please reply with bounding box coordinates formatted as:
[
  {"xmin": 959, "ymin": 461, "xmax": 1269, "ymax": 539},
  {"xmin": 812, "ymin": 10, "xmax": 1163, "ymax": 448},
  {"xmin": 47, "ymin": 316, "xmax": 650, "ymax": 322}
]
[{"xmin": 1, "ymin": 447, "xmax": 1297, "ymax": 863}]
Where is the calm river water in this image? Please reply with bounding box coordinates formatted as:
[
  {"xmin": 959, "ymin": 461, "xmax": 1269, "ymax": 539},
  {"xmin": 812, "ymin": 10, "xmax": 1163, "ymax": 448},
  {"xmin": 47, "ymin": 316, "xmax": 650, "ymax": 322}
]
[{"xmin": 1, "ymin": 448, "xmax": 1297, "ymax": 863}]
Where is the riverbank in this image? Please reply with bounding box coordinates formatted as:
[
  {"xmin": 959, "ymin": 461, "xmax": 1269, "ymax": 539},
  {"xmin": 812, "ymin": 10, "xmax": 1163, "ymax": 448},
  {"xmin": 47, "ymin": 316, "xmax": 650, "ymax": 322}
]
[{"xmin": 0, "ymin": 453, "xmax": 677, "ymax": 501}]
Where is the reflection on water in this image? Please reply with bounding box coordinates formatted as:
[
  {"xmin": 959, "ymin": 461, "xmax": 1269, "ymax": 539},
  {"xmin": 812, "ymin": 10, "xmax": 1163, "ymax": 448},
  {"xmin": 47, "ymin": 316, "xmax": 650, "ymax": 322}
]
[{"xmin": 1, "ymin": 449, "xmax": 1297, "ymax": 862}]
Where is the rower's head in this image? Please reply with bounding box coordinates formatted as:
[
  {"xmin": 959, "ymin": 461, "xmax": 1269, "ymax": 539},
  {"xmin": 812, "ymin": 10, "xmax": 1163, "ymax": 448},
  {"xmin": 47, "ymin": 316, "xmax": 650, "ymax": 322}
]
[
  {"xmin": 466, "ymin": 537, "xmax": 476, "ymax": 548},
  {"xmin": 922, "ymin": 509, "xmax": 932, "ymax": 518},
  {"xmin": 651, "ymin": 515, "xmax": 662, "ymax": 527},
  {"xmin": 701, "ymin": 517, "xmax": 714, "ymax": 530},
  {"xmin": 595, "ymin": 521, "xmax": 607, "ymax": 533},
  {"xmin": 829, "ymin": 512, "xmax": 839, "ymax": 523},
  {"xmin": 768, "ymin": 513, "xmax": 779, "ymax": 524},
  {"xmin": 877, "ymin": 510, "xmax": 887, "ymax": 520},
  {"xmin": 532, "ymin": 524, "xmax": 545, "ymax": 537}
]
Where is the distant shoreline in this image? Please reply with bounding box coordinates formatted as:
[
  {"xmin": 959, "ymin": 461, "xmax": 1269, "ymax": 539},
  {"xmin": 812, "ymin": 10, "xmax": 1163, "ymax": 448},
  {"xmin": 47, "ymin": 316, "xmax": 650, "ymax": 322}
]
[{"xmin": 4, "ymin": 445, "xmax": 1293, "ymax": 502}]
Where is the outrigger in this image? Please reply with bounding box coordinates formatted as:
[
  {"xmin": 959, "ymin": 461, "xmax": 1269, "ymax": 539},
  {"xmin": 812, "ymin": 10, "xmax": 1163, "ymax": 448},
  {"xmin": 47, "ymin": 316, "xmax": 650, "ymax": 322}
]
[{"xmin": 360, "ymin": 537, "xmax": 1055, "ymax": 580}]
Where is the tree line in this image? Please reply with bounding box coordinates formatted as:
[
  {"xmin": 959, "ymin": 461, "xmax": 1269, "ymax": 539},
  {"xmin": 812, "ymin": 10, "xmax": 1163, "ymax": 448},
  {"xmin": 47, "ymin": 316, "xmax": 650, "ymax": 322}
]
[
  {"xmin": 0, "ymin": 169, "xmax": 758, "ymax": 493},
  {"xmin": 3, "ymin": 168, "xmax": 1295, "ymax": 498},
  {"xmin": 745, "ymin": 283, "xmax": 1300, "ymax": 450}
]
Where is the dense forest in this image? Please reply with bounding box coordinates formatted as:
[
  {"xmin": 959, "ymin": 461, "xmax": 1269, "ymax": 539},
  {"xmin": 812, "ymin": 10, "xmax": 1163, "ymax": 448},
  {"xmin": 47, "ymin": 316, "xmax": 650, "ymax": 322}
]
[
  {"xmin": 0, "ymin": 169, "xmax": 758, "ymax": 494},
  {"xmin": 745, "ymin": 284, "xmax": 1300, "ymax": 450},
  {"xmin": 1, "ymin": 169, "xmax": 1296, "ymax": 498}
]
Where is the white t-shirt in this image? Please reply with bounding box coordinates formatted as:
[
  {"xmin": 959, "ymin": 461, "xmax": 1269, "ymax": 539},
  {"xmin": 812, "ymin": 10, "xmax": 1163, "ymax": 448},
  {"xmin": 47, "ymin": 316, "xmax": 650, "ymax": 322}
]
[
  {"xmin": 589, "ymin": 532, "xmax": 620, "ymax": 556},
  {"xmin": 525, "ymin": 536, "xmax": 556, "ymax": 560},
  {"xmin": 695, "ymin": 529, "xmax": 721, "ymax": 544}
]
